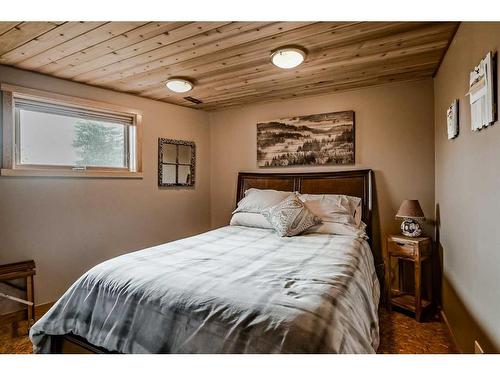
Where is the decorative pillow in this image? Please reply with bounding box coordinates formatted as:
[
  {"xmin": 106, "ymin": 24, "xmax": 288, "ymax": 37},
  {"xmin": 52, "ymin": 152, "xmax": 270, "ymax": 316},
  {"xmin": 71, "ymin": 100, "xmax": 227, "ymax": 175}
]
[
  {"xmin": 233, "ymin": 188, "xmax": 293, "ymax": 214},
  {"xmin": 262, "ymin": 193, "xmax": 322, "ymax": 237},
  {"xmin": 230, "ymin": 212, "xmax": 273, "ymax": 229}
]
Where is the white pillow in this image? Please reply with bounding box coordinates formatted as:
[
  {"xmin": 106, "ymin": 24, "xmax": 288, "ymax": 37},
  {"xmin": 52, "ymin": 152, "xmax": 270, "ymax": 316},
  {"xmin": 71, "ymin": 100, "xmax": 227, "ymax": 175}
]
[
  {"xmin": 304, "ymin": 221, "xmax": 367, "ymax": 238},
  {"xmin": 347, "ymin": 196, "xmax": 363, "ymax": 226},
  {"xmin": 233, "ymin": 188, "xmax": 292, "ymax": 214},
  {"xmin": 299, "ymin": 194, "xmax": 362, "ymax": 227},
  {"xmin": 230, "ymin": 212, "xmax": 272, "ymax": 229}
]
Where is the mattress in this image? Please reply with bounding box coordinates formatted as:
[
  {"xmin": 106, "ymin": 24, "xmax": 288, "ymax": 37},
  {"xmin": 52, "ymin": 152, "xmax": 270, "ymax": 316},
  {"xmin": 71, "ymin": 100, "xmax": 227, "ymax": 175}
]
[{"xmin": 30, "ymin": 226, "xmax": 380, "ymax": 353}]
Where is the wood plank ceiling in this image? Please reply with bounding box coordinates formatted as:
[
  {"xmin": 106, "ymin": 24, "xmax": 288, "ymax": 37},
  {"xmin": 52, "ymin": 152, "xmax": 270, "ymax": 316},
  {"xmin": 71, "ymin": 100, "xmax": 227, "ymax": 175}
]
[{"xmin": 0, "ymin": 21, "xmax": 459, "ymax": 111}]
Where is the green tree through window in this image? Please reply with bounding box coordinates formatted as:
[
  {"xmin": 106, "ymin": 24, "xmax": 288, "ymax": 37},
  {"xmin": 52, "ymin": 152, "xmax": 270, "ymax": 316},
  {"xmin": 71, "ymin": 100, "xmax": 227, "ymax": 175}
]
[{"xmin": 72, "ymin": 120, "xmax": 125, "ymax": 167}]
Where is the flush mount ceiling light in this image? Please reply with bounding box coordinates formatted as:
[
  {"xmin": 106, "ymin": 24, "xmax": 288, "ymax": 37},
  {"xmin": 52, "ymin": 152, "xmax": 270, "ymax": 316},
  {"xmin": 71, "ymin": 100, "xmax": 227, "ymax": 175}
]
[
  {"xmin": 271, "ymin": 47, "xmax": 306, "ymax": 69},
  {"xmin": 165, "ymin": 78, "xmax": 193, "ymax": 93}
]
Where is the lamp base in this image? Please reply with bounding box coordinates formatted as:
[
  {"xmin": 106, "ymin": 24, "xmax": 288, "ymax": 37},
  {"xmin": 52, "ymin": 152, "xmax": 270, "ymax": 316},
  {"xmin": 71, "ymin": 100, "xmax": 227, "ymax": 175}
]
[{"xmin": 401, "ymin": 218, "xmax": 422, "ymax": 237}]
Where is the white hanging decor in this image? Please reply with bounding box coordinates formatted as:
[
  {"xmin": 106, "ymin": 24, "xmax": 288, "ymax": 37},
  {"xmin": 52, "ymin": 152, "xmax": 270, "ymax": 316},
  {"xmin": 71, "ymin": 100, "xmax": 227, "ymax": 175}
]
[
  {"xmin": 447, "ymin": 99, "xmax": 459, "ymax": 139},
  {"xmin": 467, "ymin": 51, "xmax": 497, "ymax": 131}
]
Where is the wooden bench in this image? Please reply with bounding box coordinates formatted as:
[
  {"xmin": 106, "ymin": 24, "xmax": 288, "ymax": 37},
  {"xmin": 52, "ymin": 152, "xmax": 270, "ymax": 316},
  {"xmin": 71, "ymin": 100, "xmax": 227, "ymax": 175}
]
[{"xmin": 0, "ymin": 260, "xmax": 36, "ymax": 333}]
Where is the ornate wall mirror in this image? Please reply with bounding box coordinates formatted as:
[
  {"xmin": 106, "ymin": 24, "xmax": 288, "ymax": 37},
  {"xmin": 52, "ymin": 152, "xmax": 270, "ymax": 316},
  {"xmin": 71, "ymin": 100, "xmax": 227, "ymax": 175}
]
[{"xmin": 158, "ymin": 138, "xmax": 195, "ymax": 187}]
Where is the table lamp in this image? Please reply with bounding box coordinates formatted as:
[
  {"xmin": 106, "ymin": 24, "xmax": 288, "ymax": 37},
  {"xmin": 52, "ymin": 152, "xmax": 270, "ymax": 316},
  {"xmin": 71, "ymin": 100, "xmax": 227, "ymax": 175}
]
[{"xmin": 396, "ymin": 199, "xmax": 425, "ymax": 237}]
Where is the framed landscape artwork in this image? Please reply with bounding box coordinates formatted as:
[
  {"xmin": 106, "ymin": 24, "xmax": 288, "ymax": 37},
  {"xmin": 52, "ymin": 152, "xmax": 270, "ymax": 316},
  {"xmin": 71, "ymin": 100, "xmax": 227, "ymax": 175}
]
[{"xmin": 257, "ymin": 110, "xmax": 355, "ymax": 167}]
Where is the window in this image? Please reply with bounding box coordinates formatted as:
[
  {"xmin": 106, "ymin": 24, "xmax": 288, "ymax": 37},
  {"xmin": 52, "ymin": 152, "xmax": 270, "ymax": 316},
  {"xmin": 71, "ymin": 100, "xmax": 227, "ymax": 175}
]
[{"xmin": 1, "ymin": 84, "xmax": 142, "ymax": 178}]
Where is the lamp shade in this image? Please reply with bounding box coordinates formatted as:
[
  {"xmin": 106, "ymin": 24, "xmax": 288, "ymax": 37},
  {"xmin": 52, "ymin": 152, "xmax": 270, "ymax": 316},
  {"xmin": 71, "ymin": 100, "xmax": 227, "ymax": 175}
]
[{"xmin": 396, "ymin": 200, "xmax": 425, "ymax": 220}]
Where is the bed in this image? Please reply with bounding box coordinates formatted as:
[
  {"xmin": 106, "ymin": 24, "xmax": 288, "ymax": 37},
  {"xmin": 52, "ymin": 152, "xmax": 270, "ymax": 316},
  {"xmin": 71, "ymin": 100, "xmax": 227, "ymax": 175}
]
[{"xmin": 30, "ymin": 169, "xmax": 381, "ymax": 354}]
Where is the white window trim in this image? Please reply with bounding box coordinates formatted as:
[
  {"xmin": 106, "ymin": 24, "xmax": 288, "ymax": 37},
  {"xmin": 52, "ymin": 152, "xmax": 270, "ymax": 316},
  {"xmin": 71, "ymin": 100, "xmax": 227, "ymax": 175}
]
[{"xmin": 1, "ymin": 83, "xmax": 143, "ymax": 179}]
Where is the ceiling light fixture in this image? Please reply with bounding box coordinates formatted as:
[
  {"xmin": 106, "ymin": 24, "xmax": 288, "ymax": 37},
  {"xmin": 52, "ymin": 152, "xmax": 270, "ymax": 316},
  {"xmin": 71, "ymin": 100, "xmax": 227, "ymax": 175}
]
[
  {"xmin": 271, "ymin": 47, "xmax": 306, "ymax": 69},
  {"xmin": 165, "ymin": 78, "xmax": 193, "ymax": 93}
]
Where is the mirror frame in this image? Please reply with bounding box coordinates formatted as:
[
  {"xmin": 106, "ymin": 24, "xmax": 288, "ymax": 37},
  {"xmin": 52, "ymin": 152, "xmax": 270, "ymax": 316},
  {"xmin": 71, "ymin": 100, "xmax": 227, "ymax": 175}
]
[{"xmin": 158, "ymin": 138, "xmax": 196, "ymax": 187}]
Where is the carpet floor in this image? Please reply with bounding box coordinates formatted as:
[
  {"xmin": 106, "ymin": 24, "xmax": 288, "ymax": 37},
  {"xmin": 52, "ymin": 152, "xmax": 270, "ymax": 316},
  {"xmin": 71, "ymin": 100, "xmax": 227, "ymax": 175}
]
[{"xmin": 0, "ymin": 308, "xmax": 457, "ymax": 354}]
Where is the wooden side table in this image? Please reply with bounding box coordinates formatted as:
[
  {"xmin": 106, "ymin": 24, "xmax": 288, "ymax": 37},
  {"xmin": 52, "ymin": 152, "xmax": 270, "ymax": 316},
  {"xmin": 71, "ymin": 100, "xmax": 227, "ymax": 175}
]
[
  {"xmin": 385, "ymin": 235, "xmax": 432, "ymax": 321},
  {"xmin": 0, "ymin": 260, "xmax": 36, "ymax": 328}
]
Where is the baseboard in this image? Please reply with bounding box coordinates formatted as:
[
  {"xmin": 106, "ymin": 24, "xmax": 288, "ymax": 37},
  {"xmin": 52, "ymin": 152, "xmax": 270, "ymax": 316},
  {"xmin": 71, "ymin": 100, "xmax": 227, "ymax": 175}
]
[{"xmin": 440, "ymin": 310, "xmax": 462, "ymax": 353}]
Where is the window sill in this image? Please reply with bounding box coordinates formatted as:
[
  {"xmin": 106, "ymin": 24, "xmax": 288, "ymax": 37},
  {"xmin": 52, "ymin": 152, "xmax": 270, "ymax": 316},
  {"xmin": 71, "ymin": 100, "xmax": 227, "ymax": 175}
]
[{"xmin": 0, "ymin": 168, "xmax": 143, "ymax": 179}]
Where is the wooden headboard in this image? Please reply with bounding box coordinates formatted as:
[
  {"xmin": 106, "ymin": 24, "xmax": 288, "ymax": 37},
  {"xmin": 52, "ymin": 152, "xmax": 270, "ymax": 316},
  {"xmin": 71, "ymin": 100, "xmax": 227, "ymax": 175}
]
[{"xmin": 236, "ymin": 169, "xmax": 374, "ymax": 243}]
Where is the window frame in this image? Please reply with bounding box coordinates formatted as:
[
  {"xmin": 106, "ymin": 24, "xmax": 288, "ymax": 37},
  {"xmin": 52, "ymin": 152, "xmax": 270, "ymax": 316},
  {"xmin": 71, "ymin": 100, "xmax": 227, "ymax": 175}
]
[{"xmin": 1, "ymin": 83, "xmax": 142, "ymax": 178}]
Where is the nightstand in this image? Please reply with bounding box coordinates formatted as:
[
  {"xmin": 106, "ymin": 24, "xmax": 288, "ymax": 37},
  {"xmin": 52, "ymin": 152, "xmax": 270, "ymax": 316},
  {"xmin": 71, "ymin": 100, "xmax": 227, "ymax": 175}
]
[{"xmin": 385, "ymin": 234, "xmax": 432, "ymax": 321}]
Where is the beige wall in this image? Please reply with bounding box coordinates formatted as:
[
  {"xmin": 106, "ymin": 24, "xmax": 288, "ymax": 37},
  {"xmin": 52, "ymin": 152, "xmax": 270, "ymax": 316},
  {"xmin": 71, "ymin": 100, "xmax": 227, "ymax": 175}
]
[
  {"xmin": 434, "ymin": 22, "xmax": 500, "ymax": 352},
  {"xmin": 209, "ymin": 79, "xmax": 436, "ymax": 268},
  {"xmin": 0, "ymin": 65, "xmax": 211, "ymax": 305}
]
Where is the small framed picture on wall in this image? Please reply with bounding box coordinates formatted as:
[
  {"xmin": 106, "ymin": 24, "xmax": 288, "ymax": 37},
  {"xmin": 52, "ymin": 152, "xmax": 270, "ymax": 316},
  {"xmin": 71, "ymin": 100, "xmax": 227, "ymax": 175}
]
[{"xmin": 447, "ymin": 99, "xmax": 459, "ymax": 140}]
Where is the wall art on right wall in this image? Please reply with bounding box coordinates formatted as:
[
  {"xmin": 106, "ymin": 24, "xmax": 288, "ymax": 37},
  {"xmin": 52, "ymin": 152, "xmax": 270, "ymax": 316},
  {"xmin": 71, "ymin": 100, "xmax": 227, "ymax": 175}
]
[
  {"xmin": 467, "ymin": 51, "xmax": 497, "ymax": 131},
  {"xmin": 447, "ymin": 99, "xmax": 459, "ymax": 139}
]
